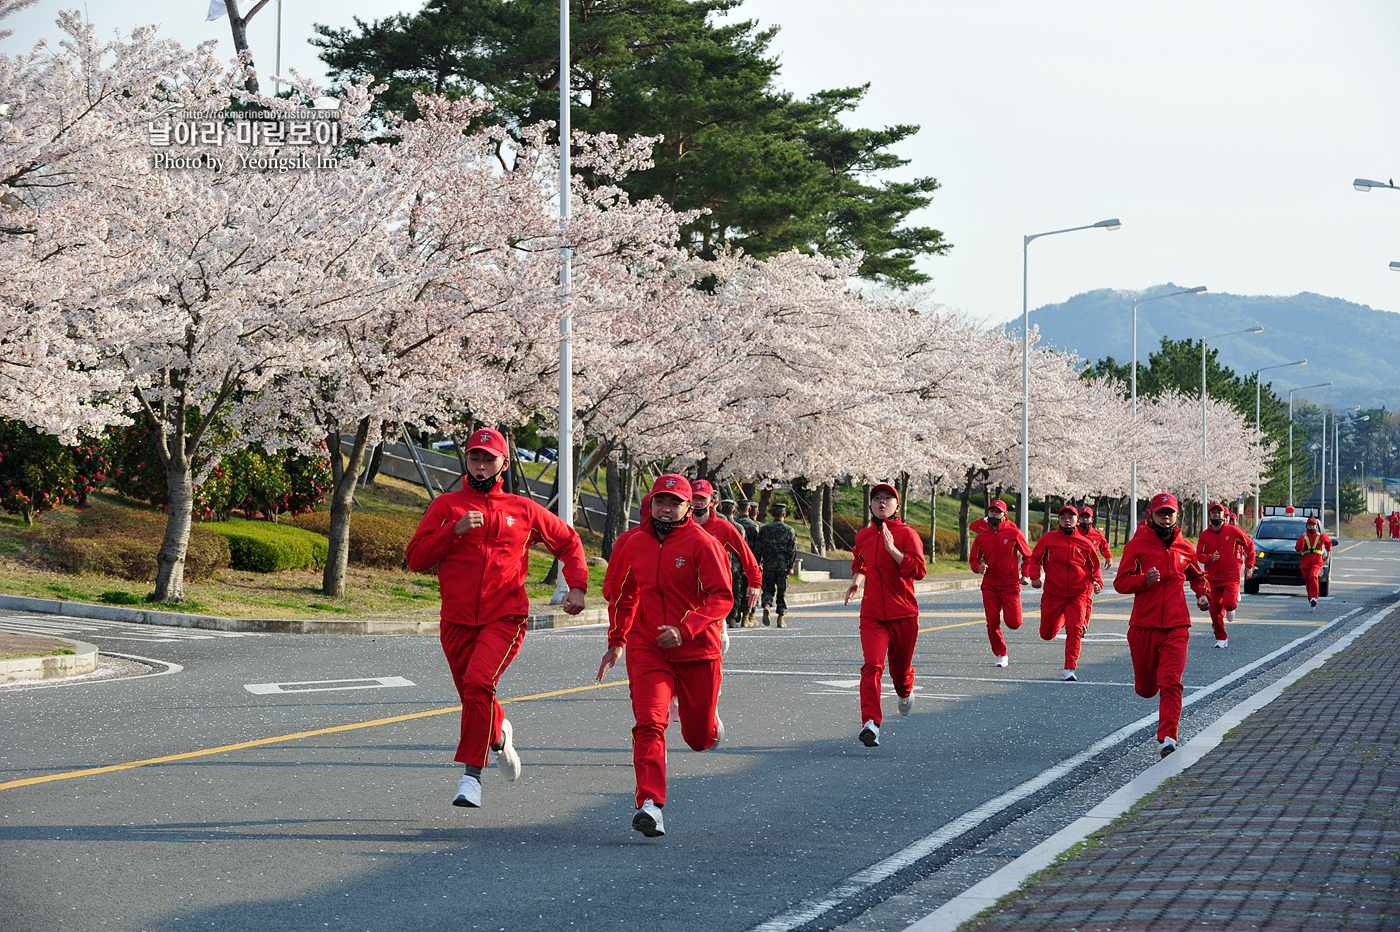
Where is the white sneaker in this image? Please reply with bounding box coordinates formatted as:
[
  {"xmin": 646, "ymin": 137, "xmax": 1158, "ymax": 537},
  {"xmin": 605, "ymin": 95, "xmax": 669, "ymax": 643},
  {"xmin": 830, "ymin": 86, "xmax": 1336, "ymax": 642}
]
[
  {"xmin": 711, "ymin": 713, "xmax": 725, "ymax": 749},
  {"xmin": 859, "ymin": 719, "xmax": 880, "ymax": 747},
  {"xmin": 632, "ymin": 799, "xmax": 665, "ymax": 837},
  {"xmin": 721, "ymin": 627, "xmax": 731, "ymax": 653},
  {"xmin": 452, "ymin": 773, "xmax": 482, "ymax": 808},
  {"xmin": 1225, "ymin": 610, "xmax": 1235, "ymax": 623},
  {"xmin": 1062, "ymin": 669, "xmax": 1077, "ymax": 681},
  {"xmin": 490, "ymin": 718, "xmax": 521, "ymax": 782},
  {"xmin": 1158, "ymin": 736, "xmax": 1177, "ymax": 759},
  {"xmin": 897, "ymin": 693, "xmax": 914, "ymax": 716},
  {"xmin": 668, "ymin": 695, "xmax": 680, "ymax": 724},
  {"xmin": 1310, "ymin": 598, "xmax": 1318, "ymax": 609},
  {"xmin": 1215, "ymin": 639, "xmax": 1228, "ymax": 649},
  {"xmin": 994, "ymin": 655, "xmax": 1009, "ymax": 668}
]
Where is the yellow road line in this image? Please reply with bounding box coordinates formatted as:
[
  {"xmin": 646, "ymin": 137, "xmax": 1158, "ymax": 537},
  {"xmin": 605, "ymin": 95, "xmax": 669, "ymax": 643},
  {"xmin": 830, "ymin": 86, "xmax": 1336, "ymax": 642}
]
[
  {"xmin": 0, "ymin": 680, "xmax": 625, "ymax": 793},
  {"xmin": 1334, "ymin": 541, "xmax": 1365, "ymax": 555},
  {"xmin": 919, "ymin": 620, "xmax": 986, "ymax": 633}
]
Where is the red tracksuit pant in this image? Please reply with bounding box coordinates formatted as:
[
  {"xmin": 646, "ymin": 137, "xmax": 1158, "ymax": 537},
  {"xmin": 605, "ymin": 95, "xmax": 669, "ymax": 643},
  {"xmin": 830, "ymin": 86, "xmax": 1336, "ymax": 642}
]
[
  {"xmin": 981, "ymin": 585, "xmax": 1023, "ymax": 656},
  {"xmin": 859, "ymin": 615, "xmax": 919, "ymax": 726},
  {"xmin": 626, "ymin": 647, "xmax": 722, "ymax": 809},
  {"xmin": 1039, "ymin": 593, "xmax": 1091, "ymax": 670},
  {"xmin": 1127, "ymin": 624, "xmax": 1189, "ymax": 741},
  {"xmin": 1300, "ymin": 554, "xmax": 1325, "ymax": 600},
  {"xmin": 1207, "ymin": 581, "xmax": 1239, "ymax": 639},
  {"xmin": 440, "ymin": 617, "xmax": 526, "ymax": 767}
]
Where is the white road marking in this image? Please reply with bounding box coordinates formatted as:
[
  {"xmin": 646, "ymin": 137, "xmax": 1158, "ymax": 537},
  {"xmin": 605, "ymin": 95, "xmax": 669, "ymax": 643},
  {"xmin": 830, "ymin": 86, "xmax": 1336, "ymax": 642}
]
[
  {"xmin": 243, "ymin": 676, "xmax": 415, "ymax": 695},
  {"xmin": 0, "ymin": 614, "xmax": 257, "ymax": 641}
]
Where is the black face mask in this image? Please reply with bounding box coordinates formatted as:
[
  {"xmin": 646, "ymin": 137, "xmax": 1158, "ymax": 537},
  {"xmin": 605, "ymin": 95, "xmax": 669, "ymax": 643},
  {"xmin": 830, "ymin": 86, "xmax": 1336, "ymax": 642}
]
[
  {"xmin": 1153, "ymin": 522, "xmax": 1177, "ymax": 543},
  {"xmin": 693, "ymin": 505, "xmax": 711, "ymax": 521},
  {"xmin": 1060, "ymin": 524, "xmax": 1076, "ymax": 535},
  {"xmin": 466, "ymin": 471, "xmax": 501, "ymax": 494},
  {"xmin": 652, "ymin": 515, "xmax": 686, "ymax": 539},
  {"xmin": 987, "ymin": 515, "xmax": 1003, "ymax": 529},
  {"xmin": 1210, "ymin": 517, "xmax": 1224, "ymax": 527}
]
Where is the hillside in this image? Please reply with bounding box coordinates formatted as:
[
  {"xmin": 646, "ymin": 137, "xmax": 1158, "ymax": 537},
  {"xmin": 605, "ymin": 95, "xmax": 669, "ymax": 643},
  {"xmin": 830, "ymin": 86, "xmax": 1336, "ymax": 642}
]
[{"xmin": 1022, "ymin": 287, "xmax": 1400, "ymax": 410}]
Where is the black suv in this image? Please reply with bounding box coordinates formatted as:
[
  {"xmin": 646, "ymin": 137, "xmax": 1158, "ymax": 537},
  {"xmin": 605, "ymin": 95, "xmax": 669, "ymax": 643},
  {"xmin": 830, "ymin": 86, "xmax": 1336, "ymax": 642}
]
[{"xmin": 1245, "ymin": 517, "xmax": 1330, "ymax": 596}]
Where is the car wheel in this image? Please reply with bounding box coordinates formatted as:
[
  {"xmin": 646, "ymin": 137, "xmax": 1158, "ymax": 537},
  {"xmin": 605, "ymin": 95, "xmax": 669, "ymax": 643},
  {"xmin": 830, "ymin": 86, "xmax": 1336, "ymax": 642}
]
[
  {"xmin": 1243, "ymin": 579, "xmax": 1260, "ymax": 595},
  {"xmin": 1319, "ymin": 580, "xmax": 1329, "ymax": 598}
]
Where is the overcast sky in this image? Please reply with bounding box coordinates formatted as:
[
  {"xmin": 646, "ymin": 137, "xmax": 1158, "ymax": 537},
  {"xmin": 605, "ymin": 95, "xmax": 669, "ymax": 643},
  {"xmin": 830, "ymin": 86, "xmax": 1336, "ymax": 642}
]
[{"xmin": 5, "ymin": 1, "xmax": 1398, "ymax": 328}]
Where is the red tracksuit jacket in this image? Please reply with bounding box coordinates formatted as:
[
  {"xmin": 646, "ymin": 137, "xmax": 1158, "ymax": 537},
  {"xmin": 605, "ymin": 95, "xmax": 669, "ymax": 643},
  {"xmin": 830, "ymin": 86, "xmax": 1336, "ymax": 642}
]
[
  {"xmin": 1078, "ymin": 525, "xmax": 1112, "ymax": 564},
  {"xmin": 850, "ymin": 517, "xmax": 928, "ymax": 621},
  {"xmin": 1025, "ymin": 528, "xmax": 1101, "ymax": 598},
  {"xmin": 1196, "ymin": 525, "xmax": 1256, "ymax": 585},
  {"xmin": 1295, "ymin": 531, "xmax": 1332, "ymax": 562},
  {"xmin": 405, "ymin": 483, "xmax": 589, "ymax": 627},
  {"xmin": 1114, "ymin": 524, "xmax": 1210, "ymax": 629},
  {"xmin": 603, "ymin": 515, "xmax": 733, "ymax": 662},
  {"xmin": 970, "ymin": 522, "xmax": 1031, "ymax": 589},
  {"xmin": 698, "ymin": 513, "xmax": 760, "ymax": 583}
]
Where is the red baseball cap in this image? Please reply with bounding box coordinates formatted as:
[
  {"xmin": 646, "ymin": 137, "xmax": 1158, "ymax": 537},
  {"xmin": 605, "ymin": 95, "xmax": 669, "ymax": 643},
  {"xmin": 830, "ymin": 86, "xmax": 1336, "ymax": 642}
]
[
  {"xmin": 1150, "ymin": 492, "xmax": 1179, "ymax": 513},
  {"xmin": 465, "ymin": 428, "xmax": 508, "ymax": 458},
  {"xmin": 1078, "ymin": 506, "xmax": 1095, "ymax": 518},
  {"xmin": 870, "ymin": 482, "xmax": 899, "ymax": 499},
  {"xmin": 988, "ymin": 499, "xmax": 1008, "ymax": 514},
  {"xmin": 691, "ymin": 479, "xmax": 715, "ymax": 500},
  {"xmin": 1058, "ymin": 504, "xmax": 1078, "ymax": 516},
  {"xmin": 1208, "ymin": 502, "xmax": 1229, "ymax": 514},
  {"xmin": 651, "ymin": 473, "xmax": 692, "ymax": 501}
]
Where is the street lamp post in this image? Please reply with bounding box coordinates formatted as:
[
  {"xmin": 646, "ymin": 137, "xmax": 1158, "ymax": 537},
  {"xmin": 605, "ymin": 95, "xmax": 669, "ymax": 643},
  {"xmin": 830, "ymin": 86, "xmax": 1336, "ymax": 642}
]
[
  {"xmin": 1127, "ymin": 286, "xmax": 1207, "ymax": 531},
  {"xmin": 1287, "ymin": 383, "xmax": 1331, "ymax": 508},
  {"xmin": 1354, "ymin": 179, "xmax": 1400, "ymax": 275},
  {"xmin": 1202, "ymin": 327, "xmax": 1263, "ymax": 527},
  {"xmin": 1021, "ymin": 218, "xmax": 1121, "ymax": 536},
  {"xmin": 1337, "ymin": 409, "xmax": 1366, "ymax": 538},
  {"xmin": 551, "ymin": 0, "xmax": 574, "ymax": 603},
  {"xmin": 1253, "ymin": 360, "xmax": 1306, "ymax": 529}
]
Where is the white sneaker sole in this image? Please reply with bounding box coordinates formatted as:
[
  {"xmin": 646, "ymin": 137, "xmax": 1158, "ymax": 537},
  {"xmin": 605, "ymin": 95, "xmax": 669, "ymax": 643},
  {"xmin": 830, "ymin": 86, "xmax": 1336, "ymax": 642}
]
[
  {"xmin": 632, "ymin": 808, "xmax": 665, "ymax": 837},
  {"xmin": 494, "ymin": 719, "xmax": 522, "ymax": 782}
]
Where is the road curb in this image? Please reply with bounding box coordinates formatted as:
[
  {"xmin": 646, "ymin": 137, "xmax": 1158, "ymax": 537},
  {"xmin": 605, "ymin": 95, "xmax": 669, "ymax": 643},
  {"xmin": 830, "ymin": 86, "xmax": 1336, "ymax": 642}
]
[
  {"xmin": 0, "ymin": 577, "xmax": 979, "ymax": 637},
  {"xmin": 0, "ymin": 636, "xmax": 98, "ymax": 684}
]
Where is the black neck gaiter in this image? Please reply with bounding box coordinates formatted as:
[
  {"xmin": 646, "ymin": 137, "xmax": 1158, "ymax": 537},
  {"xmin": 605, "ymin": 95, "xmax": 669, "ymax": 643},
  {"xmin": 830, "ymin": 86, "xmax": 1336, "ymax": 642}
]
[
  {"xmin": 467, "ymin": 472, "xmax": 500, "ymax": 494},
  {"xmin": 987, "ymin": 516, "xmax": 1003, "ymax": 529},
  {"xmin": 652, "ymin": 517, "xmax": 682, "ymax": 539},
  {"xmin": 1153, "ymin": 523, "xmax": 1176, "ymax": 544}
]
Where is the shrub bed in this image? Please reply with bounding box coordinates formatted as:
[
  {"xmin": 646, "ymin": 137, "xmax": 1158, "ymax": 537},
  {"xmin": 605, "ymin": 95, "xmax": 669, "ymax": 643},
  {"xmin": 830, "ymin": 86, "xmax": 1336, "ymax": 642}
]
[
  {"xmin": 29, "ymin": 504, "xmax": 230, "ymax": 581},
  {"xmin": 204, "ymin": 520, "xmax": 330, "ymax": 572},
  {"xmin": 291, "ymin": 511, "xmax": 417, "ymax": 569}
]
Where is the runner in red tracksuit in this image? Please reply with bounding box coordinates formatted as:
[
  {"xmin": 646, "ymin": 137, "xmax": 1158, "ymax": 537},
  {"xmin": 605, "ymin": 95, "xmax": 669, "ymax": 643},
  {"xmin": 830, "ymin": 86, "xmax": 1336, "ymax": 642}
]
[
  {"xmin": 843, "ymin": 482, "xmax": 928, "ymax": 748},
  {"xmin": 1026, "ymin": 505, "xmax": 1102, "ymax": 680},
  {"xmin": 1076, "ymin": 506, "xmax": 1112, "ymax": 626},
  {"xmin": 690, "ymin": 479, "xmax": 760, "ymax": 633},
  {"xmin": 1390, "ymin": 512, "xmax": 1399, "ymax": 540},
  {"xmin": 1195, "ymin": 502, "xmax": 1256, "ymax": 647},
  {"xmin": 597, "ymin": 474, "xmax": 733, "ymax": 838},
  {"xmin": 405, "ymin": 428, "xmax": 588, "ymax": 809},
  {"xmin": 1295, "ymin": 518, "xmax": 1332, "ymax": 608},
  {"xmin": 969, "ymin": 499, "xmax": 1031, "ymax": 667},
  {"xmin": 1114, "ymin": 492, "xmax": 1211, "ymax": 758},
  {"xmin": 1375, "ymin": 513, "xmax": 1385, "ymax": 540}
]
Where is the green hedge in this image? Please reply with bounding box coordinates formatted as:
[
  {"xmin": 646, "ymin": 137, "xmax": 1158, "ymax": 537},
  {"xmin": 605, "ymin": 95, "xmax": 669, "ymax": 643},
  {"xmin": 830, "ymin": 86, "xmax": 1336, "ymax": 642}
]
[
  {"xmin": 205, "ymin": 520, "xmax": 329, "ymax": 572},
  {"xmin": 290, "ymin": 511, "xmax": 416, "ymax": 569}
]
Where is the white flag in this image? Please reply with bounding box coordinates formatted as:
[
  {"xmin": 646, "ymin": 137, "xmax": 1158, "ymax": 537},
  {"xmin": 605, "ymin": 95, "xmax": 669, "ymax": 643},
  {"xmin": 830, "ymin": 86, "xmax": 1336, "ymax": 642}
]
[{"xmin": 207, "ymin": 0, "xmax": 227, "ymax": 21}]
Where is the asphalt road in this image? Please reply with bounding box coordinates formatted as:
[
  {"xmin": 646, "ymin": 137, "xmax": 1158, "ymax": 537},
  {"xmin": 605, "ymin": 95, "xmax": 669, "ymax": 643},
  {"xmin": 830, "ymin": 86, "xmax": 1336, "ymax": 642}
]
[{"xmin": 3, "ymin": 537, "xmax": 1399, "ymax": 932}]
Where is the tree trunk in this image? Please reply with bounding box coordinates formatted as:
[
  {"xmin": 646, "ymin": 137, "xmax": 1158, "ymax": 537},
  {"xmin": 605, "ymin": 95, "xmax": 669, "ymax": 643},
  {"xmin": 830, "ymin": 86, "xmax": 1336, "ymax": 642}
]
[
  {"xmin": 1042, "ymin": 495, "xmax": 1052, "ymax": 536},
  {"xmin": 808, "ymin": 482, "xmax": 825, "ymax": 556},
  {"xmin": 822, "ymin": 483, "xmax": 834, "ymax": 551},
  {"xmin": 862, "ymin": 484, "xmax": 871, "ymax": 527},
  {"xmin": 757, "ymin": 487, "xmax": 772, "ymax": 522},
  {"xmin": 603, "ymin": 450, "xmax": 630, "ymax": 559},
  {"xmin": 152, "ymin": 457, "xmax": 195, "ymax": 602},
  {"xmin": 957, "ymin": 468, "xmax": 976, "ymax": 563},
  {"xmin": 898, "ymin": 472, "xmax": 909, "ymax": 522},
  {"xmin": 223, "ymin": 0, "xmax": 262, "ymax": 96},
  {"xmin": 322, "ymin": 417, "xmax": 372, "ymax": 598},
  {"xmin": 364, "ymin": 437, "xmax": 385, "ymax": 485},
  {"xmin": 929, "ymin": 481, "xmax": 937, "ymax": 559},
  {"xmin": 741, "ymin": 481, "xmax": 755, "ymax": 501}
]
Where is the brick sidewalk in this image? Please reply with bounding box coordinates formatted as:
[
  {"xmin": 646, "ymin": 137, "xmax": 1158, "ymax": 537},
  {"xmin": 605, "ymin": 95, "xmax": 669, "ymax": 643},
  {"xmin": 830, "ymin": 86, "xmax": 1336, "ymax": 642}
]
[{"xmin": 963, "ymin": 608, "xmax": 1400, "ymax": 932}]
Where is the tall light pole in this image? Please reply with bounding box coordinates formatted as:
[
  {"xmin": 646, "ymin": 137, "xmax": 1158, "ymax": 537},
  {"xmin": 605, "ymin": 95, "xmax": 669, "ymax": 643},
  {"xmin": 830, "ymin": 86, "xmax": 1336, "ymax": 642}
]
[
  {"xmin": 1202, "ymin": 326, "xmax": 1263, "ymax": 527},
  {"xmin": 1128, "ymin": 285, "xmax": 1206, "ymax": 530},
  {"xmin": 1021, "ymin": 217, "xmax": 1121, "ymax": 536},
  {"xmin": 1337, "ymin": 409, "xmax": 1366, "ymax": 538},
  {"xmin": 551, "ymin": 0, "xmax": 573, "ymax": 603},
  {"xmin": 1253, "ymin": 360, "xmax": 1306, "ymax": 529},
  {"xmin": 1287, "ymin": 382, "xmax": 1331, "ymax": 508}
]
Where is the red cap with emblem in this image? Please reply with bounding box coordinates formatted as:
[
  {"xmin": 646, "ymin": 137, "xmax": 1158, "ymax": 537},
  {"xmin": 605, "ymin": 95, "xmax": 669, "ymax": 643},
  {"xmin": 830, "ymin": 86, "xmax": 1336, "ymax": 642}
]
[
  {"xmin": 465, "ymin": 428, "xmax": 508, "ymax": 458},
  {"xmin": 1150, "ymin": 492, "xmax": 1179, "ymax": 513},
  {"xmin": 870, "ymin": 482, "xmax": 899, "ymax": 500},
  {"xmin": 1208, "ymin": 501, "xmax": 1229, "ymax": 514},
  {"xmin": 1078, "ymin": 506, "xmax": 1095, "ymax": 518},
  {"xmin": 1058, "ymin": 504, "xmax": 1078, "ymax": 516},
  {"xmin": 988, "ymin": 499, "xmax": 1008, "ymax": 514},
  {"xmin": 691, "ymin": 479, "xmax": 715, "ymax": 500},
  {"xmin": 651, "ymin": 473, "xmax": 693, "ymax": 501}
]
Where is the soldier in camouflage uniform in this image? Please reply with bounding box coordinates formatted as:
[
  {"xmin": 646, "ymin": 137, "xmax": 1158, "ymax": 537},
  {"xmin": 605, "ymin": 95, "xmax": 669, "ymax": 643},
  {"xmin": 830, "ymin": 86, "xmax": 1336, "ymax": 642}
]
[
  {"xmin": 757, "ymin": 502, "xmax": 798, "ymax": 627},
  {"xmin": 733, "ymin": 501, "xmax": 762, "ymax": 626}
]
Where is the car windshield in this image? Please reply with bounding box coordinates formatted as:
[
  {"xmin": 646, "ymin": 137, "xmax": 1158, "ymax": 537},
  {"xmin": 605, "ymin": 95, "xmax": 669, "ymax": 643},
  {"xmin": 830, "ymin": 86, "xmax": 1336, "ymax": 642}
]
[{"xmin": 1255, "ymin": 518, "xmax": 1312, "ymax": 539}]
